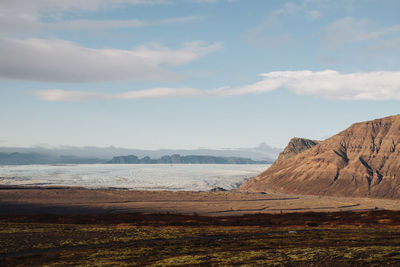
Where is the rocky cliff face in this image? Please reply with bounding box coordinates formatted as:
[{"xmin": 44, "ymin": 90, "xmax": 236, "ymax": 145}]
[
  {"xmin": 239, "ymin": 115, "xmax": 400, "ymax": 199},
  {"xmin": 275, "ymin": 137, "xmax": 319, "ymax": 163}
]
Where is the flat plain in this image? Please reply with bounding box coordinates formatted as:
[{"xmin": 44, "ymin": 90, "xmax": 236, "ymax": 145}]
[
  {"xmin": 1, "ymin": 187, "xmax": 400, "ymax": 266},
  {"xmin": 1, "ymin": 187, "xmax": 400, "ymax": 216}
]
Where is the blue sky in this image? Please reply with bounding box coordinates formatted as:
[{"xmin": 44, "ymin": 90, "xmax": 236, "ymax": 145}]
[{"xmin": 1, "ymin": 0, "xmax": 400, "ymax": 149}]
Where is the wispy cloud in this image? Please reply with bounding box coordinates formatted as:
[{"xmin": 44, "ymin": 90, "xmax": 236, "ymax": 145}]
[
  {"xmin": 0, "ymin": 39, "xmax": 221, "ymax": 82},
  {"xmin": 0, "ymin": 15, "xmax": 202, "ymax": 35},
  {"xmin": 308, "ymin": 10, "xmax": 321, "ymax": 19},
  {"xmin": 0, "ymin": 0, "xmax": 210, "ymax": 36},
  {"xmin": 0, "ymin": 0, "xmax": 229, "ymax": 17},
  {"xmin": 369, "ymin": 38, "xmax": 400, "ymax": 50},
  {"xmin": 35, "ymin": 70, "xmax": 400, "ymax": 101},
  {"xmin": 0, "ymin": 0, "xmax": 170, "ymax": 23},
  {"xmin": 319, "ymin": 16, "xmax": 400, "ymax": 65},
  {"xmin": 36, "ymin": 88, "xmax": 202, "ymax": 101},
  {"xmin": 273, "ymin": 1, "xmax": 324, "ymax": 20},
  {"xmin": 243, "ymin": 1, "xmax": 322, "ymax": 49},
  {"xmin": 46, "ymin": 16, "xmax": 202, "ymax": 31},
  {"xmin": 323, "ymin": 17, "xmax": 400, "ymax": 47},
  {"xmin": 35, "ymin": 75, "xmax": 284, "ymax": 101},
  {"xmin": 0, "ymin": 0, "xmax": 218, "ymax": 15}
]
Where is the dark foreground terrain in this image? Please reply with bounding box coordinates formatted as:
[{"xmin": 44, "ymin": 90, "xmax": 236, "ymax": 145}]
[{"xmin": 1, "ymin": 210, "xmax": 400, "ymax": 266}]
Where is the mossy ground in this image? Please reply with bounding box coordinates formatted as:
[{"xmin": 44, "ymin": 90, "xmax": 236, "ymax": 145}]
[{"xmin": 1, "ymin": 212, "xmax": 400, "ymax": 266}]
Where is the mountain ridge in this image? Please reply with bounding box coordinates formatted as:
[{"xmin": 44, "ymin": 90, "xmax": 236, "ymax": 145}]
[
  {"xmin": 0, "ymin": 152, "xmax": 272, "ymax": 165},
  {"xmin": 0, "ymin": 143, "xmax": 279, "ymax": 162},
  {"xmin": 275, "ymin": 137, "xmax": 320, "ymax": 163},
  {"xmin": 108, "ymin": 154, "xmax": 271, "ymax": 164},
  {"xmin": 239, "ymin": 114, "xmax": 400, "ymax": 199}
]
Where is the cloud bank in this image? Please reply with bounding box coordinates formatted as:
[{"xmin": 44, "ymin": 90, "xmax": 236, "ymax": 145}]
[
  {"xmin": 275, "ymin": 70, "xmax": 400, "ymax": 100},
  {"xmin": 35, "ymin": 70, "xmax": 400, "ymax": 101},
  {"xmin": 0, "ymin": 39, "xmax": 221, "ymax": 82}
]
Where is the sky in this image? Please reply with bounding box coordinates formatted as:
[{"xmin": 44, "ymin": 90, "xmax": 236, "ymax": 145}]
[{"xmin": 1, "ymin": 0, "xmax": 400, "ymax": 150}]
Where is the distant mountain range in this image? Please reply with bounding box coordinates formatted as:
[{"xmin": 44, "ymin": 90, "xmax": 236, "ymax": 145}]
[
  {"xmin": 0, "ymin": 150, "xmax": 275, "ymax": 165},
  {"xmin": 0, "ymin": 152, "xmax": 103, "ymax": 165},
  {"xmin": 108, "ymin": 154, "xmax": 270, "ymax": 164},
  {"xmin": 0, "ymin": 143, "xmax": 280, "ymax": 165}
]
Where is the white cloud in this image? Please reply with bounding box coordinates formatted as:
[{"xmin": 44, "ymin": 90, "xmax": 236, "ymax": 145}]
[
  {"xmin": 0, "ymin": 38, "xmax": 221, "ymax": 82},
  {"xmin": 272, "ymin": 70, "xmax": 400, "ymax": 100},
  {"xmin": 35, "ymin": 70, "xmax": 400, "ymax": 101}
]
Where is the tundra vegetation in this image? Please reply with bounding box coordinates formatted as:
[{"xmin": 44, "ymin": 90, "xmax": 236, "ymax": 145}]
[{"xmin": 1, "ymin": 211, "xmax": 400, "ymax": 266}]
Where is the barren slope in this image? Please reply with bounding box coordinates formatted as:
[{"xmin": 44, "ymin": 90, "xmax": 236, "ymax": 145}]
[{"xmin": 240, "ymin": 115, "xmax": 400, "ymax": 199}]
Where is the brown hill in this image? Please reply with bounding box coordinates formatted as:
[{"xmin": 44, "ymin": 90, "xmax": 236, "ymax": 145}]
[{"xmin": 239, "ymin": 115, "xmax": 400, "ymax": 199}]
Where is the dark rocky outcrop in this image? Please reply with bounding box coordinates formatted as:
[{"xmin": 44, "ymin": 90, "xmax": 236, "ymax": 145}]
[
  {"xmin": 239, "ymin": 115, "xmax": 400, "ymax": 199},
  {"xmin": 275, "ymin": 137, "xmax": 319, "ymax": 163},
  {"xmin": 210, "ymin": 187, "xmax": 228, "ymax": 192}
]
